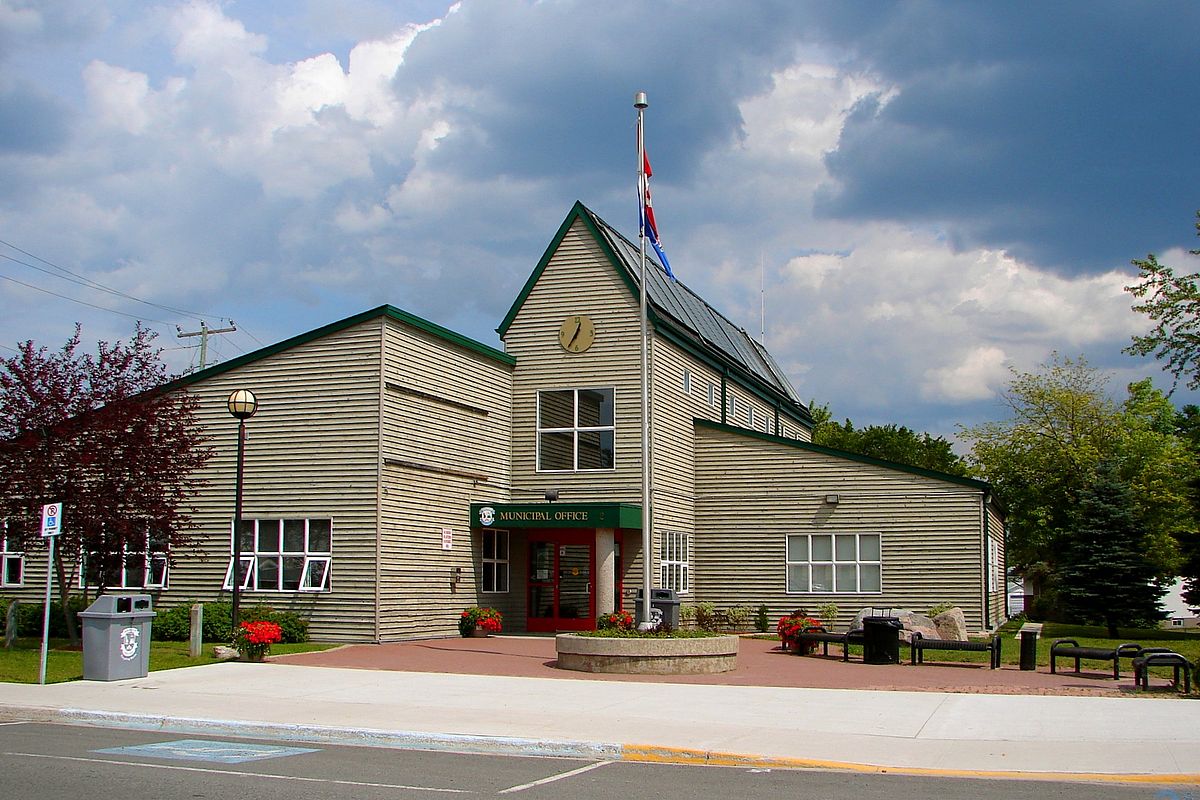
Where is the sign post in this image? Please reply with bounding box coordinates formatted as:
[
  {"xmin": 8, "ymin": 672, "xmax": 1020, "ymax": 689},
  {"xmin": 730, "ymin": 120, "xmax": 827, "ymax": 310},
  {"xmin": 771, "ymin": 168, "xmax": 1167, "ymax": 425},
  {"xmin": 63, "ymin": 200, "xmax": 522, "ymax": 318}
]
[{"xmin": 39, "ymin": 502, "xmax": 62, "ymax": 686}]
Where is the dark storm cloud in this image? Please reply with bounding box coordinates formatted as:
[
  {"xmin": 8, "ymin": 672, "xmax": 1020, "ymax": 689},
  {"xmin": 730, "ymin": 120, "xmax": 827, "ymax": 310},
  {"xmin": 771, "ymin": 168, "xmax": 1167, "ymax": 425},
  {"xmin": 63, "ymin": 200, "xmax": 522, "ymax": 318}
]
[
  {"xmin": 808, "ymin": 2, "xmax": 1200, "ymax": 272},
  {"xmin": 392, "ymin": 0, "xmax": 805, "ymax": 187}
]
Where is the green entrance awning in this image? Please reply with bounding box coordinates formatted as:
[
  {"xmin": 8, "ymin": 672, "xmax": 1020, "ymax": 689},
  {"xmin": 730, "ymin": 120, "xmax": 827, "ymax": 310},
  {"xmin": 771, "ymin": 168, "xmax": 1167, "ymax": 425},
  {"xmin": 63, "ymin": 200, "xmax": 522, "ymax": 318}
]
[{"xmin": 469, "ymin": 502, "xmax": 642, "ymax": 529}]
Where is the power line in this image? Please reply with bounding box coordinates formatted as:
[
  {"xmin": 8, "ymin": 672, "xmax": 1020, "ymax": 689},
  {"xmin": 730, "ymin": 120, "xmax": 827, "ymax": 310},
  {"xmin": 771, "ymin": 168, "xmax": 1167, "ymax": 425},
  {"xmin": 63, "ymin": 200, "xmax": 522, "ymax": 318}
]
[
  {"xmin": 0, "ymin": 237, "xmax": 225, "ymax": 322},
  {"xmin": 0, "ymin": 272, "xmax": 177, "ymax": 325}
]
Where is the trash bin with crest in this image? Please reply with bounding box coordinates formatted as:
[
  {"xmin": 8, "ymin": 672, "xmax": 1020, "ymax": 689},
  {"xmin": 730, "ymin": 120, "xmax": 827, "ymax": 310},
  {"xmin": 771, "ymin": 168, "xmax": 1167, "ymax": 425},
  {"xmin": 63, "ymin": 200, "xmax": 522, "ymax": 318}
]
[
  {"xmin": 79, "ymin": 594, "xmax": 156, "ymax": 681},
  {"xmin": 862, "ymin": 614, "xmax": 902, "ymax": 664},
  {"xmin": 634, "ymin": 588, "xmax": 681, "ymax": 629}
]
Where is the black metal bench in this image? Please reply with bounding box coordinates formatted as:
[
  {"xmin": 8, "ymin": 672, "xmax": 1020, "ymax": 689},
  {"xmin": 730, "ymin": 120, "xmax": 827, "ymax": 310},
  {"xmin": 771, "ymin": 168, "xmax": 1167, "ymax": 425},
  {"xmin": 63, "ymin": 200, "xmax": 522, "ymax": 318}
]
[
  {"xmin": 1049, "ymin": 639, "xmax": 1143, "ymax": 680},
  {"xmin": 794, "ymin": 626, "xmax": 863, "ymax": 662},
  {"xmin": 909, "ymin": 632, "xmax": 1002, "ymax": 669},
  {"xmin": 1133, "ymin": 650, "xmax": 1193, "ymax": 693}
]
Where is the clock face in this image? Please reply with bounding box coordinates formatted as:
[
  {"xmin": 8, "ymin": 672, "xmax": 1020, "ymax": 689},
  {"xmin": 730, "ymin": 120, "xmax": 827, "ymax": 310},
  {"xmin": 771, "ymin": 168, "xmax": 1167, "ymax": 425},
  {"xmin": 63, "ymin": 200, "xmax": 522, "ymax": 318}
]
[{"xmin": 558, "ymin": 315, "xmax": 595, "ymax": 353}]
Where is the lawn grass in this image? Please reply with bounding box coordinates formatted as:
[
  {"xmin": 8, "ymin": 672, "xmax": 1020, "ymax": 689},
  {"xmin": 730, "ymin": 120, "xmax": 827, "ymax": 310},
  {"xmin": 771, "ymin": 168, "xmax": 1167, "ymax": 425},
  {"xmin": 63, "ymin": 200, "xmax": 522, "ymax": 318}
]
[{"xmin": 0, "ymin": 637, "xmax": 337, "ymax": 684}]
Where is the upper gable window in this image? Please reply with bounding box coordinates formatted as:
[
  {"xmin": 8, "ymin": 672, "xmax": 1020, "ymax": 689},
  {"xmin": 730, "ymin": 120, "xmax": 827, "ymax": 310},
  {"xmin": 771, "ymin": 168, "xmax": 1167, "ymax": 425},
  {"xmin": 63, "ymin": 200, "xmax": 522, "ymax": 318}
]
[{"xmin": 537, "ymin": 388, "xmax": 615, "ymax": 471}]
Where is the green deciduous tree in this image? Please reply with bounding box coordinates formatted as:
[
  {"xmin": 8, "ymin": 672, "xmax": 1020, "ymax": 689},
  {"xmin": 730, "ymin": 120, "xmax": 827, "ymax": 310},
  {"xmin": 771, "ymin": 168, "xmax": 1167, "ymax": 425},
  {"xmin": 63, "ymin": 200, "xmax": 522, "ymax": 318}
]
[
  {"xmin": 1057, "ymin": 462, "xmax": 1167, "ymax": 636},
  {"xmin": 1125, "ymin": 211, "xmax": 1200, "ymax": 391},
  {"xmin": 959, "ymin": 355, "xmax": 1195, "ymax": 606},
  {"xmin": 808, "ymin": 402, "xmax": 967, "ymax": 476},
  {"xmin": 0, "ymin": 324, "xmax": 212, "ymax": 643}
]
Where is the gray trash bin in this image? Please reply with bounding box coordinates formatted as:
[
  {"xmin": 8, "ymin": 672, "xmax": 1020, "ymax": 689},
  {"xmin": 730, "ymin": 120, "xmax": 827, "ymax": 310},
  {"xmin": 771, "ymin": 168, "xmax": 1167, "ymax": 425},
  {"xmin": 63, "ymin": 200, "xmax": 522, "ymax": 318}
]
[
  {"xmin": 634, "ymin": 588, "xmax": 680, "ymax": 629},
  {"xmin": 79, "ymin": 594, "xmax": 156, "ymax": 681},
  {"xmin": 862, "ymin": 615, "xmax": 902, "ymax": 664}
]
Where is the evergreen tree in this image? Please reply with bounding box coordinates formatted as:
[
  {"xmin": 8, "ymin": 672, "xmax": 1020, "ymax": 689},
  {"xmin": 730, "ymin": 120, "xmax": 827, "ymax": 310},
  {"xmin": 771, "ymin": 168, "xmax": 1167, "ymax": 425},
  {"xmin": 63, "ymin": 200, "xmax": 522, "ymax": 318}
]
[{"xmin": 1056, "ymin": 462, "xmax": 1167, "ymax": 637}]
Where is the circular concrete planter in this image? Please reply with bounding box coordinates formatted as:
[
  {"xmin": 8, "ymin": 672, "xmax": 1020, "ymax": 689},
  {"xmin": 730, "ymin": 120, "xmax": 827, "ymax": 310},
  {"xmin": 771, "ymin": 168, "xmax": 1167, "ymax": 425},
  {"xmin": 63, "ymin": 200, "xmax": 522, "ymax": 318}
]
[{"xmin": 555, "ymin": 633, "xmax": 739, "ymax": 674}]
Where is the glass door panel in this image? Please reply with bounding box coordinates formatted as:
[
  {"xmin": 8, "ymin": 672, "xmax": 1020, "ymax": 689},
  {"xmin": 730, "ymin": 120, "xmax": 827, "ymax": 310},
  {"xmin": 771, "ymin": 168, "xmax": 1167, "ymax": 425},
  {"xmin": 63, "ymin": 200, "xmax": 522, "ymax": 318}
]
[{"xmin": 557, "ymin": 545, "xmax": 590, "ymax": 620}]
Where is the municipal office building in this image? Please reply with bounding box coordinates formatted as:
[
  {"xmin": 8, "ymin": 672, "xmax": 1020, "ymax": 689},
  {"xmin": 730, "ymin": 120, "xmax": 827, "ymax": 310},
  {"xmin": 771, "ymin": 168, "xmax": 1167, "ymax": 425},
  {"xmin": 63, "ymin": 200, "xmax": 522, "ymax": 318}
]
[{"xmin": 2, "ymin": 202, "xmax": 1008, "ymax": 640}]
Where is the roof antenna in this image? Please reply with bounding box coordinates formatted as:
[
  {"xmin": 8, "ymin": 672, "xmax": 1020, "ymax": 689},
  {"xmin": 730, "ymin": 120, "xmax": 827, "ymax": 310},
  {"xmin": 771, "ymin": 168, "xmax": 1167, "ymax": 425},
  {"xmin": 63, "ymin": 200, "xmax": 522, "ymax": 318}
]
[{"xmin": 759, "ymin": 250, "xmax": 765, "ymax": 345}]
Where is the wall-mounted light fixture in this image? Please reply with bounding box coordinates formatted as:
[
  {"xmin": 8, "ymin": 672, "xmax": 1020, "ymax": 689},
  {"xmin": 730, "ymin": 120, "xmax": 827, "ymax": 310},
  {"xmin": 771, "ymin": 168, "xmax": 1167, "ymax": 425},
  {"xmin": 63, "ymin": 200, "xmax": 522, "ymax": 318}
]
[
  {"xmin": 545, "ymin": 489, "xmax": 559, "ymax": 503},
  {"xmin": 824, "ymin": 494, "xmax": 840, "ymax": 505}
]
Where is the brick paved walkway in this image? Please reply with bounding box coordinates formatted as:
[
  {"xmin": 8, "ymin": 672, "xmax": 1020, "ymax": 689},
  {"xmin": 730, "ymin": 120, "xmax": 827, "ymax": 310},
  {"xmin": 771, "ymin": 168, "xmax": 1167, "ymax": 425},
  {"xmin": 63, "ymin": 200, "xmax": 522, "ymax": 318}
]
[{"xmin": 274, "ymin": 635, "xmax": 1179, "ymax": 697}]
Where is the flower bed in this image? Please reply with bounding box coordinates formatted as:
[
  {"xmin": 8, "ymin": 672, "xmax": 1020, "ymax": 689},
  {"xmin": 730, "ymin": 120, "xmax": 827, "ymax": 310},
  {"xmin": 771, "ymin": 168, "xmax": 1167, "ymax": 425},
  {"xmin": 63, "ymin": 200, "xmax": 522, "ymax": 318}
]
[
  {"xmin": 459, "ymin": 606, "xmax": 503, "ymax": 637},
  {"xmin": 556, "ymin": 633, "xmax": 739, "ymax": 674}
]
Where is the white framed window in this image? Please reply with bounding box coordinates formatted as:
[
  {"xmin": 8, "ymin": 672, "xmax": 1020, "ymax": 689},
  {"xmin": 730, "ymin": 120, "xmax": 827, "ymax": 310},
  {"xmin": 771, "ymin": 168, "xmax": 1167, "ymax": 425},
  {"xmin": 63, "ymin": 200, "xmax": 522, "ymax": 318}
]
[
  {"xmin": 988, "ymin": 538, "xmax": 1001, "ymax": 592},
  {"xmin": 223, "ymin": 518, "xmax": 333, "ymax": 592},
  {"xmin": 81, "ymin": 533, "xmax": 169, "ymax": 589},
  {"xmin": 748, "ymin": 407, "xmax": 756, "ymax": 429},
  {"xmin": 1, "ymin": 523, "xmax": 23, "ymax": 587},
  {"xmin": 1172, "ymin": 618, "xmax": 1184, "ymax": 627},
  {"xmin": 659, "ymin": 530, "xmax": 690, "ymax": 594},
  {"xmin": 707, "ymin": 382, "xmax": 718, "ymax": 409},
  {"xmin": 727, "ymin": 395, "xmax": 737, "ymax": 419},
  {"xmin": 682, "ymin": 368, "xmax": 692, "ymax": 395},
  {"xmin": 786, "ymin": 533, "xmax": 881, "ymax": 593},
  {"xmin": 482, "ymin": 529, "xmax": 509, "ymax": 593},
  {"xmin": 537, "ymin": 388, "xmax": 615, "ymax": 471}
]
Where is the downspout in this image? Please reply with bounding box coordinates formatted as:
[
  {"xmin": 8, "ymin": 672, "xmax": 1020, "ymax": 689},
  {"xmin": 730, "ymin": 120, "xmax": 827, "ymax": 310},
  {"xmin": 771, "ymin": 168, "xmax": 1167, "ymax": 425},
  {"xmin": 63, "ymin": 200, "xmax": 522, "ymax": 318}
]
[{"xmin": 720, "ymin": 367, "xmax": 728, "ymax": 424}]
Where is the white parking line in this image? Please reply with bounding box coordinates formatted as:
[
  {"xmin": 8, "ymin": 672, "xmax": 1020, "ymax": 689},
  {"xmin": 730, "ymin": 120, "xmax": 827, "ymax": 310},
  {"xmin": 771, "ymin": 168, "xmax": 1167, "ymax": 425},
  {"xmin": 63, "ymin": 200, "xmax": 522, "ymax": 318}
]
[
  {"xmin": 498, "ymin": 760, "xmax": 614, "ymax": 793},
  {"xmin": 3, "ymin": 751, "xmax": 471, "ymax": 793}
]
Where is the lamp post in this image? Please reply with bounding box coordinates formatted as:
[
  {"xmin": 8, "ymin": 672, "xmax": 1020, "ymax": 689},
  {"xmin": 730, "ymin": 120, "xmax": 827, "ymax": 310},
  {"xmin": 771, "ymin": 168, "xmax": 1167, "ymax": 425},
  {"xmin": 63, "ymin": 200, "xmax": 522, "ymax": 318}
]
[{"xmin": 227, "ymin": 388, "xmax": 258, "ymax": 631}]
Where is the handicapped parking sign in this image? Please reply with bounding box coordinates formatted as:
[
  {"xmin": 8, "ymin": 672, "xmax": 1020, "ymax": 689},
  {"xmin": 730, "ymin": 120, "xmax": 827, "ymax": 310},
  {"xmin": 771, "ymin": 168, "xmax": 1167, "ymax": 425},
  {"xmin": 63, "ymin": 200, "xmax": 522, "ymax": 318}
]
[{"xmin": 40, "ymin": 502, "xmax": 62, "ymax": 537}]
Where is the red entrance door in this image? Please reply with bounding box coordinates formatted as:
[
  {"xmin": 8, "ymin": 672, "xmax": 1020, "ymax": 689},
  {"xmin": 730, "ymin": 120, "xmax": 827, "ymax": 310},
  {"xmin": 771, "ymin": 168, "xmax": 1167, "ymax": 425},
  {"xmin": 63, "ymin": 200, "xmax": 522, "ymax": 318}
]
[{"xmin": 527, "ymin": 530, "xmax": 594, "ymax": 632}]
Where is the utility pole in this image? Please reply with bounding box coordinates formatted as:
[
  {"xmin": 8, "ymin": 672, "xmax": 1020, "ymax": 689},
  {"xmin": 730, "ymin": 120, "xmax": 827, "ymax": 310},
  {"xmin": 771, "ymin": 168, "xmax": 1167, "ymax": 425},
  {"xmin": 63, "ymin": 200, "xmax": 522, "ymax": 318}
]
[{"xmin": 177, "ymin": 321, "xmax": 236, "ymax": 370}]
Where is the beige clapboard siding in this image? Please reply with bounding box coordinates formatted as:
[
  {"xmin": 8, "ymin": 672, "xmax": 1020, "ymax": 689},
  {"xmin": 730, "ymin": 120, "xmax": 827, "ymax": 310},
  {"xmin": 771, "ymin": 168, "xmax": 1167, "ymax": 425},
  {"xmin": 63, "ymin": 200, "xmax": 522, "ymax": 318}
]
[
  {"xmin": 505, "ymin": 222, "xmax": 643, "ymax": 504},
  {"xmin": 159, "ymin": 319, "xmax": 386, "ymax": 641},
  {"xmin": 986, "ymin": 502, "xmax": 1007, "ymax": 629},
  {"xmin": 694, "ymin": 426, "xmax": 991, "ymax": 631},
  {"xmin": 375, "ymin": 316, "xmax": 513, "ymax": 640}
]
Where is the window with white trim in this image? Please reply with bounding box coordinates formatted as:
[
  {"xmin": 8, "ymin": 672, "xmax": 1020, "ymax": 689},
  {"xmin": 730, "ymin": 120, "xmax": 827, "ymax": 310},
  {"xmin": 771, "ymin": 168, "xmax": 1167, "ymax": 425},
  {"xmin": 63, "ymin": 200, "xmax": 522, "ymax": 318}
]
[
  {"xmin": 707, "ymin": 382, "xmax": 718, "ymax": 409},
  {"xmin": 727, "ymin": 395, "xmax": 737, "ymax": 420},
  {"xmin": 988, "ymin": 538, "xmax": 1001, "ymax": 593},
  {"xmin": 786, "ymin": 533, "xmax": 881, "ymax": 593},
  {"xmin": 681, "ymin": 368, "xmax": 692, "ymax": 395},
  {"xmin": 81, "ymin": 533, "xmax": 169, "ymax": 589},
  {"xmin": 1, "ymin": 522, "xmax": 23, "ymax": 587},
  {"xmin": 537, "ymin": 388, "xmax": 615, "ymax": 471},
  {"xmin": 659, "ymin": 530, "xmax": 690, "ymax": 594},
  {"xmin": 747, "ymin": 406, "xmax": 756, "ymax": 429},
  {"xmin": 482, "ymin": 529, "xmax": 509, "ymax": 593},
  {"xmin": 223, "ymin": 518, "xmax": 333, "ymax": 592}
]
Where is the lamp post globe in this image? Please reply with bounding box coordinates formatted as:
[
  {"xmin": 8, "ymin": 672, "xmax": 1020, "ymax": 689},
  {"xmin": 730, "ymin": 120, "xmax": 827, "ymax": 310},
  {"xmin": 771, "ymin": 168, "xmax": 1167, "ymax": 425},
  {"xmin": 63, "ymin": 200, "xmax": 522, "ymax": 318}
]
[{"xmin": 227, "ymin": 388, "xmax": 259, "ymax": 634}]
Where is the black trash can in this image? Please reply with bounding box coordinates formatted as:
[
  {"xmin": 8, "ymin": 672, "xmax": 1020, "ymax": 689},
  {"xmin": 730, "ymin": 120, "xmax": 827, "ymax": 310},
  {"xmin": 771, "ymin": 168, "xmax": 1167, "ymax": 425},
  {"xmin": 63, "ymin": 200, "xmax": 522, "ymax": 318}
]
[
  {"xmin": 634, "ymin": 588, "xmax": 680, "ymax": 629},
  {"xmin": 862, "ymin": 615, "xmax": 902, "ymax": 664},
  {"xmin": 1019, "ymin": 630, "xmax": 1038, "ymax": 671},
  {"xmin": 79, "ymin": 594, "xmax": 156, "ymax": 681}
]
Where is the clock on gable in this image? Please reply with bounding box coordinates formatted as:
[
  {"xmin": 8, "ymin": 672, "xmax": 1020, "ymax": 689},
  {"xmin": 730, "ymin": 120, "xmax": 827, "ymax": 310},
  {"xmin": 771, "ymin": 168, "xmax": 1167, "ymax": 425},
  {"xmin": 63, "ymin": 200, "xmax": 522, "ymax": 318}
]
[{"xmin": 558, "ymin": 315, "xmax": 595, "ymax": 353}]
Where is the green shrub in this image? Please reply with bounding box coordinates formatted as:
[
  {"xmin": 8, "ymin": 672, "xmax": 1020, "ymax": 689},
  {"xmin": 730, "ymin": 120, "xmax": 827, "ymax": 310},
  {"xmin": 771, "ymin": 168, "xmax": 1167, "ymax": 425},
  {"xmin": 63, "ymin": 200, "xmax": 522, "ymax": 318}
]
[
  {"xmin": 242, "ymin": 604, "xmax": 308, "ymax": 644},
  {"xmin": 12, "ymin": 595, "xmax": 89, "ymax": 637},
  {"xmin": 754, "ymin": 604, "xmax": 770, "ymax": 633},
  {"xmin": 725, "ymin": 605, "xmax": 751, "ymax": 631},
  {"xmin": 151, "ymin": 601, "xmax": 307, "ymax": 644},
  {"xmin": 927, "ymin": 602, "xmax": 955, "ymax": 617},
  {"xmin": 694, "ymin": 601, "xmax": 719, "ymax": 632},
  {"xmin": 815, "ymin": 601, "xmax": 839, "ymax": 628},
  {"xmin": 679, "ymin": 603, "xmax": 697, "ymax": 623}
]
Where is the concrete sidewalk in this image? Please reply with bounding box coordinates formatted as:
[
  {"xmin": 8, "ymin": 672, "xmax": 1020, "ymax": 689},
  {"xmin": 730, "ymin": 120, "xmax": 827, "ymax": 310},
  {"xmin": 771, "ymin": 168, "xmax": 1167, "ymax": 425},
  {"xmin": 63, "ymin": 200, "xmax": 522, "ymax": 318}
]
[{"xmin": 1, "ymin": 659, "xmax": 1198, "ymax": 785}]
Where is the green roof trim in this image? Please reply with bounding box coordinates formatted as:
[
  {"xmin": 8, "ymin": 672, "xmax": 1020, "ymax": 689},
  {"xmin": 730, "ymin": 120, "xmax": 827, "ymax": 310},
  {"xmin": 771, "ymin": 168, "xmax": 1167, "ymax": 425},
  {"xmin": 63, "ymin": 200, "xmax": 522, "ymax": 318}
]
[
  {"xmin": 167, "ymin": 304, "xmax": 513, "ymax": 391},
  {"xmin": 695, "ymin": 418, "xmax": 993, "ymax": 493},
  {"xmin": 497, "ymin": 201, "xmax": 639, "ymax": 336}
]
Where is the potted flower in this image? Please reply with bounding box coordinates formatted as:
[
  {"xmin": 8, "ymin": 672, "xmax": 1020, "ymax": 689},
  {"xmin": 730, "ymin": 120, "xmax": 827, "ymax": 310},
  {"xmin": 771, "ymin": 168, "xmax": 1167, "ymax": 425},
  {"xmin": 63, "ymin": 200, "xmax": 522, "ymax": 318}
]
[
  {"xmin": 459, "ymin": 606, "xmax": 503, "ymax": 637},
  {"xmin": 776, "ymin": 612, "xmax": 821, "ymax": 654},
  {"xmin": 233, "ymin": 619, "xmax": 283, "ymax": 661}
]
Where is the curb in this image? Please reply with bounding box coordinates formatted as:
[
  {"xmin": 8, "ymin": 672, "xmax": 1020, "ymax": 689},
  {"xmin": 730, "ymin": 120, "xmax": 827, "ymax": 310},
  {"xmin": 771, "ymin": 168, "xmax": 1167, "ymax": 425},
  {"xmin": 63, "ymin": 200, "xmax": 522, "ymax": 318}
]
[{"xmin": 3, "ymin": 707, "xmax": 1193, "ymax": 786}]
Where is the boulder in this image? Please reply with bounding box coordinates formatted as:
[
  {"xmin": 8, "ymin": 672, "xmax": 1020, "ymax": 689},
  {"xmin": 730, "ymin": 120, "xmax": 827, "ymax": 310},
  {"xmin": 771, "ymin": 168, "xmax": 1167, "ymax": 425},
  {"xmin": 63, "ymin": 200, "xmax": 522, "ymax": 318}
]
[
  {"xmin": 933, "ymin": 607, "xmax": 969, "ymax": 641},
  {"xmin": 850, "ymin": 608, "xmax": 941, "ymax": 643},
  {"xmin": 212, "ymin": 645, "xmax": 239, "ymax": 660}
]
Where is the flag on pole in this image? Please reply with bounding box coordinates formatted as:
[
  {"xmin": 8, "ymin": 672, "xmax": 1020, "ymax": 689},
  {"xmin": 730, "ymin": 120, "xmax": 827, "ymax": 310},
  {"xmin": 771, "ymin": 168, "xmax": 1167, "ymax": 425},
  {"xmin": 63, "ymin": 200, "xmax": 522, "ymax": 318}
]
[{"xmin": 640, "ymin": 150, "xmax": 675, "ymax": 280}]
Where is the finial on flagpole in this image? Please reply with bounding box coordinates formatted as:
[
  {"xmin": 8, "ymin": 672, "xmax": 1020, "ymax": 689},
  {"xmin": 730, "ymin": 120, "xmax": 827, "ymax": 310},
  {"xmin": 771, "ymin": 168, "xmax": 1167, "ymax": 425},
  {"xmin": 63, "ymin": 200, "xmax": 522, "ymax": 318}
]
[{"xmin": 634, "ymin": 91, "xmax": 648, "ymax": 109}]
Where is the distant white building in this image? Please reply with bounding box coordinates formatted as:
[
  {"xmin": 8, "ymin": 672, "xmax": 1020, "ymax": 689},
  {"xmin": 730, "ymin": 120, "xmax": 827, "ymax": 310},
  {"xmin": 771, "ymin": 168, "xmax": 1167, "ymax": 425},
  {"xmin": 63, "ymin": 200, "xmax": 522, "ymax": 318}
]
[{"xmin": 1161, "ymin": 578, "xmax": 1199, "ymax": 629}]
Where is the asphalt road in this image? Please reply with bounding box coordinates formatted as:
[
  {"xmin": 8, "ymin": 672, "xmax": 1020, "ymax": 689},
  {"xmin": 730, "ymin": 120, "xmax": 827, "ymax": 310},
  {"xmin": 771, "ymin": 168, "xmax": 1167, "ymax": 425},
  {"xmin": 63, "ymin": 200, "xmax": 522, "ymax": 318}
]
[{"xmin": 0, "ymin": 721, "xmax": 1190, "ymax": 800}]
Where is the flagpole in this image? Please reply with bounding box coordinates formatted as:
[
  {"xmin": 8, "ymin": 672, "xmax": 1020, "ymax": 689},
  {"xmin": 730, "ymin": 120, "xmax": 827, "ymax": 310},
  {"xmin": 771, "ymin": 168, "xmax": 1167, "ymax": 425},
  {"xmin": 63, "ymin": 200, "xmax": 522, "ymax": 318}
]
[{"xmin": 634, "ymin": 90, "xmax": 654, "ymax": 630}]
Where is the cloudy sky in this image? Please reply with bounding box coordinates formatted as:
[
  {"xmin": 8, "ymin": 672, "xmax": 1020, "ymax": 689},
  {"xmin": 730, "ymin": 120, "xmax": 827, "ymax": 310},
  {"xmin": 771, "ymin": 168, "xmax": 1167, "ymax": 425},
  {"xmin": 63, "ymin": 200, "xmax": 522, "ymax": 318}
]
[{"xmin": 2, "ymin": 1, "xmax": 1199, "ymax": 441}]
